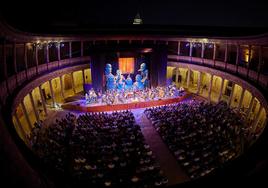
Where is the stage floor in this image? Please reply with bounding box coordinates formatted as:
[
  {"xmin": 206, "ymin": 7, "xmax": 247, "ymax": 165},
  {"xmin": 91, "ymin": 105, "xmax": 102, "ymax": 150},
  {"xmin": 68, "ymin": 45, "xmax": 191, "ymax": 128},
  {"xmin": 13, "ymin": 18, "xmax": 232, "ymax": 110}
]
[{"xmin": 61, "ymin": 92, "xmax": 190, "ymax": 112}]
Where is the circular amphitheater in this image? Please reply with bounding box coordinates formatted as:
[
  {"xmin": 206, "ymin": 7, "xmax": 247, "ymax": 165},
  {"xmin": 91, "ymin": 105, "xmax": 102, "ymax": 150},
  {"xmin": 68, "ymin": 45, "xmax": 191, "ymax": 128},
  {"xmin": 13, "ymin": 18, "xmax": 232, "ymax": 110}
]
[{"xmin": 0, "ymin": 20, "xmax": 268, "ymax": 187}]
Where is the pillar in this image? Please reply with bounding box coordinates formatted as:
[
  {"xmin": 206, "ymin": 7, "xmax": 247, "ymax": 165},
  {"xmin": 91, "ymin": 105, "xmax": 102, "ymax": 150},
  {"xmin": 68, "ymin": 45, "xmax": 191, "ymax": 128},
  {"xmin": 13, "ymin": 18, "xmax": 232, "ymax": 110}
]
[
  {"xmin": 38, "ymin": 85, "xmax": 47, "ymax": 115},
  {"xmin": 197, "ymin": 71, "xmax": 201, "ymax": 94},
  {"xmin": 208, "ymin": 75, "xmax": 213, "ymax": 101},
  {"xmin": 177, "ymin": 41, "xmax": 181, "ymax": 55},
  {"xmin": 201, "ymin": 43, "xmax": 205, "ymax": 58},
  {"xmin": 227, "ymin": 83, "xmax": 235, "ymax": 106},
  {"xmin": 189, "ymin": 42, "xmax": 193, "ymax": 57},
  {"xmin": 29, "ymin": 91, "xmax": 40, "ymax": 124},
  {"xmin": 24, "ymin": 43, "xmax": 28, "ymax": 79},
  {"xmin": 21, "ymin": 101, "xmax": 32, "ymax": 131},
  {"xmin": 13, "ymin": 42, "xmax": 18, "ymax": 85},
  {"xmin": 235, "ymin": 45, "xmax": 240, "ymax": 73},
  {"xmin": 246, "ymin": 45, "xmax": 252, "ymax": 78},
  {"xmin": 246, "ymin": 96, "xmax": 254, "ymax": 119},
  {"xmin": 213, "ymin": 43, "xmax": 216, "ymax": 67},
  {"xmin": 35, "ymin": 45, "xmax": 39, "ymax": 74},
  {"xmin": 81, "ymin": 69, "xmax": 86, "ymax": 93},
  {"xmin": 81, "ymin": 41, "xmax": 84, "ymax": 57},
  {"xmin": 253, "ymin": 107, "xmax": 263, "ymax": 132},
  {"xmin": 82, "ymin": 69, "xmax": 86, "ymax": 85},
  {"xmin": 175, "ymin": 68, "xmax": 179, "ymax": 86},
  {"xmin": 45, "ymin": 44, "xmax": 49, "ymax": 70},
  {"xmin": 257, "ymin": 46, "xmax": 262, "ymax": 83},
  {"xmin": 49, "ymin": 80, "xmax": 56, "ymax": 107},
  {"xmin": 186, "ymin": 68, "xmax": 191, "ymax": 88},
  {"xmin": 224, "ymin": 43, "xmax": 228, "ymax": 70},
  {"xmin": 71, "ymin": 72, "xmax": 76, "ymax": 94},
  {"xmin": 201, "ymin": 43, "xmax": 205, "ymax": 64},
  {"xmin": 218, "ymin": 78, "xmax": 224, "ymax": 102},
  {"xmin": 59, "ymin": 75, "xmax": 65, "ymax": 99},
  {"xmin": 14, "ymin": 112, "xmax": 27, "ymax": 142},
  {"xmin": 238, "ymin": 88, "xmax": 245, "ymax": 109},
  {"xmin": 69, "ymin": 41, "xmax": 72, "ymax": 58},
  {"xmin": 57, "ymin": 43, "xmax": 60, "ymax": 67}
]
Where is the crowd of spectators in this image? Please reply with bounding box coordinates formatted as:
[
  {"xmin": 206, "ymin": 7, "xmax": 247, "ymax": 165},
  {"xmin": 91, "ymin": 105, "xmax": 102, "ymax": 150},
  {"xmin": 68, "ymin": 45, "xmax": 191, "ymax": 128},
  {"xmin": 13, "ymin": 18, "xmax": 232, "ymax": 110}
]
[
  {"xmin": 30, "ymin": 111, "xmax": 167, "ymax": 188},
  {"xmin": 144, "ymin": 100, "xmax": 245, "ymax": 179}
]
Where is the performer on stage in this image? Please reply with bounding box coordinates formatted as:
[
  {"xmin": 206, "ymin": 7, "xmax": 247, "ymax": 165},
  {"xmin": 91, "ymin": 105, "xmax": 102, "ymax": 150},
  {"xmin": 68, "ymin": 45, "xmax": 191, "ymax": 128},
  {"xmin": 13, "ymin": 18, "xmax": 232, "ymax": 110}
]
[
  {"xmin": 125, "ymin": 74, "xmax": 133, "ymax": 90},
  {"xmin": 115, "ymin": 69, "xmax": 125, "ymax": 91},
  {"xmin": 105, "ymin": 64, "xmax": 116, "ymax": 90},
  {"xmin": 133, "ymin": 74, "xmax": 145, "ymax": 90},
  {"xmin": 138, "ymin": 63, "xmax": 149, "ymax": 88}
]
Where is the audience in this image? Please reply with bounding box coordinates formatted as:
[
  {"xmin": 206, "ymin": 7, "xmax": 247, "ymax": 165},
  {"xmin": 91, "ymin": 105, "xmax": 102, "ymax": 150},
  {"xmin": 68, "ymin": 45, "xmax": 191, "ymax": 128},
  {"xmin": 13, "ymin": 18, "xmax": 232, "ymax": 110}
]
[
  {"xmin": 29, "ymin": 99, "xmax": 249, "ymax": 185},
  {"xmin": 144, "ymin": 100, "xmax": 245, "ymax": 179},
  {"xmin": 30, "ymin": 111, "xmax": 167, "ymax": 188}
]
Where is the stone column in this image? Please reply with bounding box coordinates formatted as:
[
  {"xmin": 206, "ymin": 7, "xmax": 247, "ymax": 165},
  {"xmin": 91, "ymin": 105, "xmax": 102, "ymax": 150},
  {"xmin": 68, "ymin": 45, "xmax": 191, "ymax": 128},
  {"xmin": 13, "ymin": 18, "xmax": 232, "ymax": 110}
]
[
  {"xmin": 224, "ymin": 43, "xmax": 228, "ymax": 70},
  {"xmin": 38, "ymin": 85, "xmax": 47, "ymax": 115},
  {"xmin": 177, "ymin": 41, "xmax": 181, "ymax": 55},
  {"xmin": 235, "ymin": 45, "xmax": 240, "ymax": 73},
  {"xmin": 69, "ymin": 41, "xmax": 72, "ymax": 58},
  {"xmin": 57, "ymin": 43, "xmax": 61, "ymax": 67},
  {"xmin": 71, "ymin": 72, "xmax": 76, "ymax": 94},
  {"xmin": 208, "ymin": 75, "xmax": 213, "ymax": 101},
  {"xmin": 246, "ymin": 45, "xmax": 252, "ymax": 78},
  {"xmin": 29, "ymin": 91, "xmax": 40, "ymax": 124},
  {"xmin": 81, "ymin": 41, "xmax": 84, "ymax": 57},
  {"xmin": 197, "ymin": 71, "xmax": 201, "ymax": 94},
  {"xmin": 45, "ymin": 44, "xmax": 49, "ymax": 70},
  {"xmin": 14, "ymin": 112, "xmax": 27, "ymax": 141},
  {"xmin": 201, "ymin": 43, "xmax": 205, "ymax": 64},
  {"xmin": 82, "ymin": 69, "xmax": 86, "ymax": 85},
  {"xmin": 218, "ymin": 78, "xmax": 224, "ymax": 102},
  {"xmin": 82, "ymin": 69, "xmax": 86, "ymax": 93},
  {"xmin": 246, "ymin": 96, "xmax": 255, "ymax": 119},
  {"xmin": 175, "ymin": 68, "xmax": 179, "ymax": 86},
  {"xmin": 59, "ymin": 75, "xmax": 65, "ymax": 99},
  {"xmin": 24, "ymin": 43, "xmax": 28, "ymax": 80},
  {"xmin": 227, "ymin": 83, "xmax": 235, "ymax": 106},
  {"xmin": 253, "ymin": 107, "xmax": 263, "ymax": 132},
  {"xmin": 257, "ymin": 46, "xmax": 262, "ymax": 83},
  {"xmin": 238, "ymin": 87, "xmax": 245, "ymax": 109},
  {"xmin": 35, "ymin": 45, "xmax": 39, "ymax": 74},
  {"xmin": 49, "ymin": 80, "xmax": 56, "ymax": 107},
  {"xmin": 201, "ymin": 43, "xmax": 205, "ymax": 58},
  {"xmin": 189, "ymin": 42, "xmax": 193, "ymax": 57},
  {"xmin": 186, "ymin": 68, "xmax": 191, "ymax": 88},
  {"xmin": 21, "ymin": 101, "xmax": 32, "ymax": 130},
  {"xmin": 13, "ymin": 42, "xmax": 18, "ymax": 85},
  {"xmin": 213, "ymin": 43, "xmax": 216, "ymax": 67}
]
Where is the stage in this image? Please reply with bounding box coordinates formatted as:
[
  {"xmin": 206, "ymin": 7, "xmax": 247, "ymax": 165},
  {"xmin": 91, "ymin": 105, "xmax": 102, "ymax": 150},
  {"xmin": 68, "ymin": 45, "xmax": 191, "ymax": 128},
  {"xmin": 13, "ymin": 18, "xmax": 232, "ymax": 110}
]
[{"xmin": 61, "ymin": 92, "xmax": 190, "ymax": 112}]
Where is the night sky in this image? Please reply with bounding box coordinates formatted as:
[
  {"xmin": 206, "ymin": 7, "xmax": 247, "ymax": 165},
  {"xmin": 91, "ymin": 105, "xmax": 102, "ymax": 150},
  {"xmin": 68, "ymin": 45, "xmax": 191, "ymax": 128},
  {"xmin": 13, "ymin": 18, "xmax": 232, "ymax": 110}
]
[{"xmin": 1, "ymin": 0, "xmax": 268, "ymax": 30}]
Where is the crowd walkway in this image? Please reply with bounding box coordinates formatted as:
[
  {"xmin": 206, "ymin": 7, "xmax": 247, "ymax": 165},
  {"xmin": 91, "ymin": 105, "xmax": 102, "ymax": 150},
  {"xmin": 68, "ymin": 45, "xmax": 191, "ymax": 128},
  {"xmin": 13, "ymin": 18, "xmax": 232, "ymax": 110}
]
[{"xmin": 132, "ymin": 109, "xmax": 190, "ymax": 186}]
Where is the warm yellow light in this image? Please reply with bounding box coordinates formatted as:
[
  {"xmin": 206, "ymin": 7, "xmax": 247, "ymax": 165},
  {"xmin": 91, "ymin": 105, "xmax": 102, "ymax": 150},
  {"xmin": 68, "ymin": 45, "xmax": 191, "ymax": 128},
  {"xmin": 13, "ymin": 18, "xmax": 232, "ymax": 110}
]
[
  {"xmin": 244, "ymin": 49, "xmax": 249, "ymax": 62},
  {"xmin": 119, "ymin": 58, "xmax": 135, "ymax": 74}
]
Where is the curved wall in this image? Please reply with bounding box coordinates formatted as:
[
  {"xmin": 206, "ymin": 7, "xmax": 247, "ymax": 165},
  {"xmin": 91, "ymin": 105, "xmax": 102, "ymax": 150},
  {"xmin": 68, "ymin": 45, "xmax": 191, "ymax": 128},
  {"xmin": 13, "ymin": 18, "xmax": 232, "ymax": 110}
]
[
  {"xmin": 9, "ymin": 58, "xmax": 267, "ymax": 146},
  {"xmin": 0, "ymin": 21, "xmax": 268, "ymax": 185}
]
